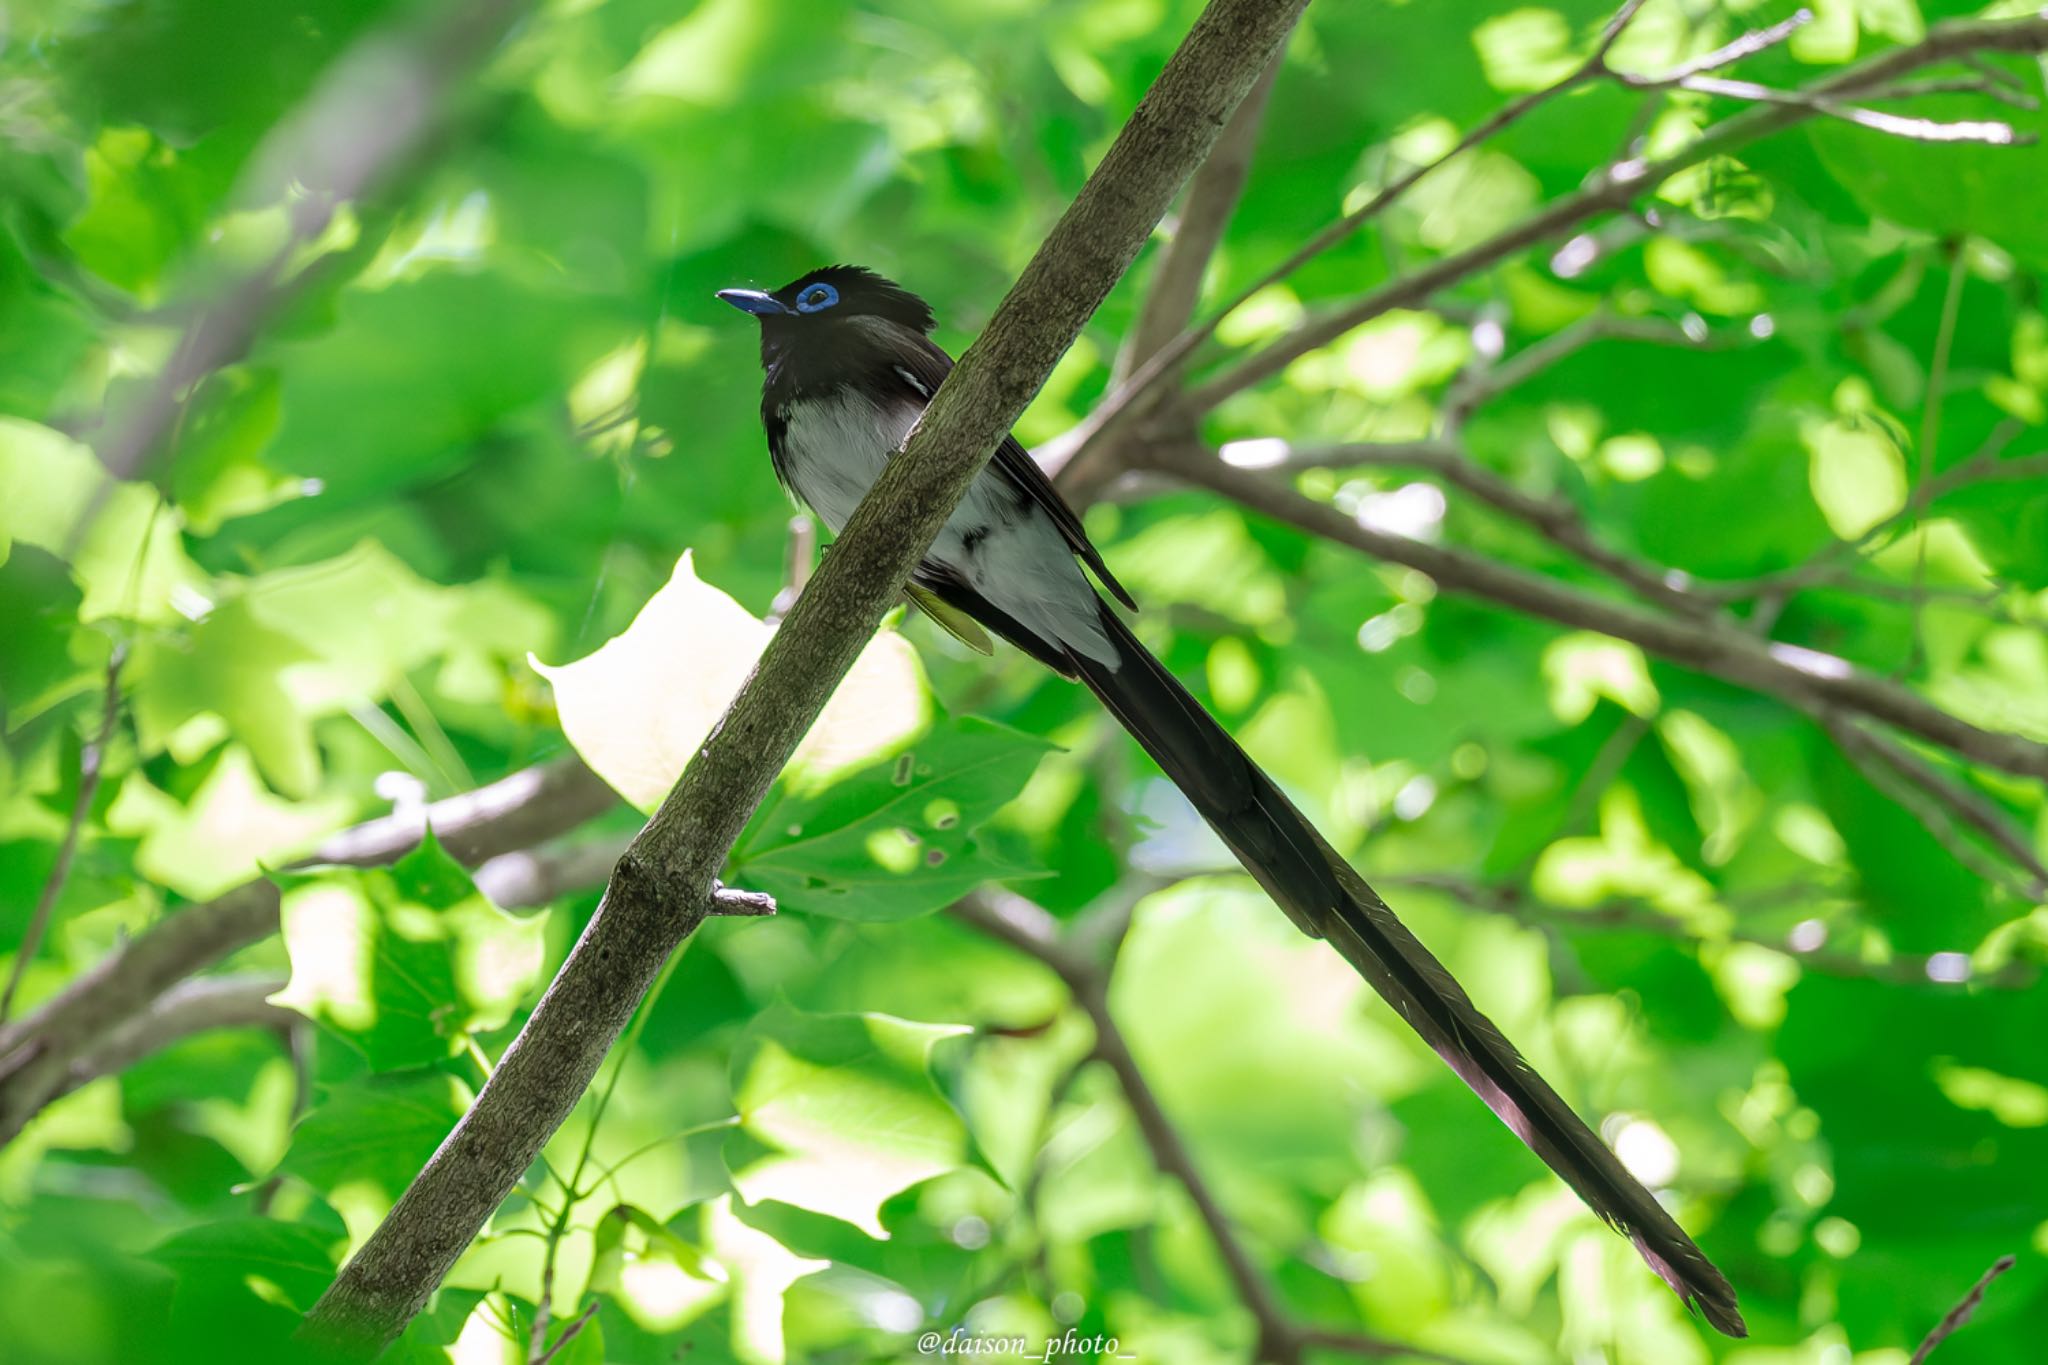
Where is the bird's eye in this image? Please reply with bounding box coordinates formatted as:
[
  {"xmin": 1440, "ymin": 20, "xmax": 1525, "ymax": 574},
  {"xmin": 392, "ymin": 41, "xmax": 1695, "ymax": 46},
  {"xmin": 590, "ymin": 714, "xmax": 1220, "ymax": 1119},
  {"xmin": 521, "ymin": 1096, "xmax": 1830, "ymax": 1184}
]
[{"xmin": 795, "ymin": 282, "xmax": 839, "ymax": 313}]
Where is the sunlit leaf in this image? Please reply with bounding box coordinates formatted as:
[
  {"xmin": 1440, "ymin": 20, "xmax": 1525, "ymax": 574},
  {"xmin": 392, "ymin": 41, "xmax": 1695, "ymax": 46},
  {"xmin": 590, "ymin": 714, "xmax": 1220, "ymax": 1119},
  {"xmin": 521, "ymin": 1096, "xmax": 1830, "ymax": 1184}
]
[
  {"xmin": 535, "ymin": 551, "xmax": 932, "ymax": 813},
  {"xmin": 726, "ymin": 1005, "xmax": 974, "ymax": 1237},
  {"xmin": 272, "ymin": 836, "xmax": 545, "ymax": 1070},
  {"xmin": 731, "ymin": 716, "xmax": 1053, "ymax": 922}
]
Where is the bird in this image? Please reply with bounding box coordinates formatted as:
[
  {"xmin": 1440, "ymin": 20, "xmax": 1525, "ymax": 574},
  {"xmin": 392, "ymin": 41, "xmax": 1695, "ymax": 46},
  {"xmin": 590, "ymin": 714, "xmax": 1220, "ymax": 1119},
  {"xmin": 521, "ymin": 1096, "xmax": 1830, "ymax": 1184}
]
[{"xmin": 718, "ymin": 264, "xmax": 1744, "ymax": 1337}]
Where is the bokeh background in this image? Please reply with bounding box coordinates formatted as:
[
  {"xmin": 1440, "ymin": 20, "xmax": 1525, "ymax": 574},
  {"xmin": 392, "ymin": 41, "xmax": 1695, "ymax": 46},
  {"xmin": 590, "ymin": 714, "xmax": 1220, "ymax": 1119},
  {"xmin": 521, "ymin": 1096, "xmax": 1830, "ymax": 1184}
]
[{"xmin": 2, "ymin": 0, "xmax": 2047, "ymax": 1361}]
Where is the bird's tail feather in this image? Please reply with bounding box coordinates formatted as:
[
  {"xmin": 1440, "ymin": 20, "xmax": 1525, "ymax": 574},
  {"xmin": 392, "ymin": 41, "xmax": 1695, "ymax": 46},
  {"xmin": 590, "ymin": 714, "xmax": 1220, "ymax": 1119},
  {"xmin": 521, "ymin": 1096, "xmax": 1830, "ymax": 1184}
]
[{"xmin": 1067, "ymin": 605, "xmax": 1745, "ymax": 1338}]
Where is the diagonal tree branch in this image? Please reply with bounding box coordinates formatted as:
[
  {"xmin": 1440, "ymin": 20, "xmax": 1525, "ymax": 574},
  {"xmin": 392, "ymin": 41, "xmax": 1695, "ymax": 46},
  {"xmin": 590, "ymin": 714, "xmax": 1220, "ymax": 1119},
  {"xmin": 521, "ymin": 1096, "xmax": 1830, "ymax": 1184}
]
[
  {"xmin": 1115, "ymin": 39, "xmax": 1290, "ymax": 384},
  {"xmin": 0, "ymin": 755, "xmax": 618, "ymax": 1147},
  {"xmin": 1154, "ymin": 450, "xmax": 2048, "ymax": 783},
  {"xmin": 300, "ymin": 1, "xmax": 1312, "ymax": 1350},
  {"xmin": 1911, "ymin": 1255, "xmax": 2018, "ymax": 1364},
  {"xmin": 2, "ymin": 645, "xmax": 127, "ymax": 1024},
  {"xmin": 951, "ymin": 889, "xmax": 1466, "ymax": 1365}
]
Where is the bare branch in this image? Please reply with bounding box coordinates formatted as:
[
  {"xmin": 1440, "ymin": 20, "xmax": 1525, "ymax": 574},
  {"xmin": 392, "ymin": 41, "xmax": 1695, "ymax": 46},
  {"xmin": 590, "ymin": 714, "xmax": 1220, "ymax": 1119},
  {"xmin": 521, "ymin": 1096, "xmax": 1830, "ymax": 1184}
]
[
  {"xmin": 1822, "ymin": 718, "xmax": 2048, "ymax": 902},
  {"xmin": 301, "ymin": 3, "xmax": 1313, "ymax": 1349},
  {"xmin": 1156, "ymin": 451, "xmax": 2048, "ymax": 784},
  {"xmin": 1705, "ymin": 429, "xmax": 2045, "ymax": 605},
  {"xmin": 952, "ymin": 891, "xmax": 1463, "ymax": 1365},
  {"xmin": 1390, "ymin": 874, "xmax": 2036, "ymax": 990},
  {"xmin": 0, "ymin": 756, "xmax": 618, "ymax": 1147},
  {"xmin": 1649, "ymin": 9, "xmax": 1815, "ymax": 82},
  {"xmin": 1208, "ymin": 433, "xmax": 1708, "ymax": 617},
  {"xmin": 2, "ymin": 645, "xmax": 126, "ymax": 1024},
  {"xmin": 1117, "ymin": 39, "xmax": 1291, "ymax": 381},
  {"xmin": 1911, "ymin": 1256, "xmax": 2018, "ymax": 1364},
  {"xmin": 531, "ymin": 1302, "xmax": 598, "ymax": 1365},
  {"xmin": 62, "ymin": 975, "xmax": 292, "ymax": 1099},
  {"xmin": 1651, "ymin": 73, "xmax": 2021, "ymax": 145}
]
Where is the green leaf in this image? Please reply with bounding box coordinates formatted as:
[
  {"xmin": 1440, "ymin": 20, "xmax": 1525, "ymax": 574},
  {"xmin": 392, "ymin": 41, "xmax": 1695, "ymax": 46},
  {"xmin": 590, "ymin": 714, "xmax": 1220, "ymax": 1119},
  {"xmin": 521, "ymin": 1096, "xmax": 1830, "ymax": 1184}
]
[
  {"xmin": 725, "ymin": 1005, "xmax": 975, "ymax": 1237},
  {"xmin": 536, "ymin": 550, "xmax": 932, "ymax": 812},
  {"xmin": 731, "ymin": 716, "xmax": 1054, "ymax": 922},
  {"xmin": 0, "ymin": 416, "xmax": 204, "ymax": 626},
  {"xmin": 167, "ymin": 368, "xmax": 301, "ymax": 534},
  {"xmin": 279, "ymin": 1069, "xmax": 471, "ymax": 1199},
  {"xmin": 588, "ymin": 1204, "xmax": 729, "ymax": 1333},
  {"xmin": 148, "ymin": 1217, "xmax": 337, "ymax": 1312},
  {"xmin": 273, "ymin": 836, "xmax": 546, "ymax": 1070}
]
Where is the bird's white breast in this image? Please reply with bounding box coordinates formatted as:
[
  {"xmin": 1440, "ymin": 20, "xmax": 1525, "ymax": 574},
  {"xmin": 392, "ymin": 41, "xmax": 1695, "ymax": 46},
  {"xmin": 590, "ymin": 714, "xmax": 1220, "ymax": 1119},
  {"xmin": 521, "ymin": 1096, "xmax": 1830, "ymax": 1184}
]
[{"xmin": 777, "ymin": 390, "xmax": 1114, "ymax": 664}]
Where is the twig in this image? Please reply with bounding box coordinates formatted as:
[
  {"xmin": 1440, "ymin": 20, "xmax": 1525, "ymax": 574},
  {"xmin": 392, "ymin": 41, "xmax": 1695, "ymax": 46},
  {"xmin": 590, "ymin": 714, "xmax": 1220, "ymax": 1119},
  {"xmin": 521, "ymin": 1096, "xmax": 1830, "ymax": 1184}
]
[
  {"xmin": 1704, "ymin": 427, "xmax": 2041, "ymax": 604},
  {"xmin": 1910, "ymin": 1255, "xmax": 2017, "ymax": 1364},
  {"xmin": 1185, "ymin": 14, "xmax": 2048, "ymax": 412},
  {"xmin": 472, "ymin": 834, "xmax": 634, "ymax": 910},
  {"xmin": 1205, "ymin": 432, "xmax": 1709, "ymax": 617},
  {"xmin": 1823, "ymin": 718, "xmax": 2048, "ymax": 901},
  {"xmin": 1117, "ymin": 40, "xmax": 1291, "ymax": 382},
  {"xmin": 1, "ymin": 645, "xmax": 125, "ymax": 1025},
  {"xmin": 952, "ymin": 891, "xmax": 1460, "ymax": 1365},
  {"xmin": 766, "ymin": 514, "xmax": 817, "ymax": 624},
  {"xmin": 1389, "ymin": 874, "xmax": 2034, "ymax": 990},
  {"xmin": 1649, "ymin": 74, "xmax": 2022, "ymax": 145},
  {"xmin": 68, "ymin": 0, "xmax": 532, "ymax": 545},
  {"xmin": 60, "ymin": 974, "xmax": 292, "ymax": 1099},
  {"xmin": 1652, "ymin": 9, "xmax": 1815, "ymax": 82},
  {"xmin": 1857, "ymin": 731, "xmax": 2048, "ymax": 894},
  {"xmin": 0, "ymin": 756, "xmax": 619, "ymax": 1147},
  {"xmin": 300, "ymin": 3, "xmax": 1313, "ymax": 1349},
  {"xmin": 1867, "ymin": 74, "xmax": 2040, "ymax": 111},
  {"xmin": 1904, "ymin": 240, "xmax": 1969, "ymax": 676},
  {"xmin": 1157, "ymin": 451, "xmax": 2048, "ymax": 783},
  {"xmin": 532, "ymin": 1301, "xmax": 598, "ymax": 1365}
]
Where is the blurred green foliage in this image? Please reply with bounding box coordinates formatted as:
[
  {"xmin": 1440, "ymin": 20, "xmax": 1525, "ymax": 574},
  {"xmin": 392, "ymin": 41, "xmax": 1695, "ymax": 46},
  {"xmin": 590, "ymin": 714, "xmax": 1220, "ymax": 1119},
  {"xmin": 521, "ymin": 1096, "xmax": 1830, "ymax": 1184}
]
[{"xmin": 3, "ymin": 0, "xmax": 2048, "ymax": 1362}]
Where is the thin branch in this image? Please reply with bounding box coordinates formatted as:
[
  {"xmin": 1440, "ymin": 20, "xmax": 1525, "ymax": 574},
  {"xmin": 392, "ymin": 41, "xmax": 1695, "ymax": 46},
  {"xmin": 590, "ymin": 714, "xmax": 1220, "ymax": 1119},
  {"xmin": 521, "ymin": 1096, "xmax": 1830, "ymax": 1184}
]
[
  {"xmin": 1390, "ymin": 874, "xmax": 2035, "ymax": 990},
  {"xmin": 1868, "ymin": 74, "xmax": 2039, "ymax": 111},
  {"xmin": 301, "ymin": 3, "xmax": 1312, "ymax": 1350},
  {"xmin": 1905, "ymin": 240, "xmax": 1969, "ymax": 676},
  {"xmin": 2, "ymin": 645, "xmax": 125, "ymax": 1024},
  {"xmin": 1117, "ymin": 39, "xmax": 1290, "ymax": 382},
  {"xmin": 1212, "ymin": 434, "xmax": 1708, "ymax": 617},
  {"xmin": 0, "ymin": 756, "xmax": 619, "ymax": 1147},
  {"xmin": 766, "ymin": 514, "xmax": 818, "ymax": 624},
  {"xmin": 952, "ymin": 891, "xmax": 1461, "ymax": 1365},
  {"xmin": 1652, "ymin": 9, "xmax": 1816, "ymax": 82},
  {"xmin": 472, "ymin": 834, "xmax": 634, "ymax": 910},
  {"xmin": 1648, "ymin": 73, "xmax": 2022, "ymax": 144},
  {"xmin": 1156, "ymin": 451, "xmax": 2048, "ymax": 783},
  {"xmin": 1705, "ymin": 427, "xmax": 2043, "ymax": 604},
  {"xmin": 1822, "ymin": 717, "xmax": 2048, "ymax": 902},
  {"xmin": 531, "ymin": 1302, "xmax": 598, "ymax": 1365},
  {"xmin": 60, "ymin": 974, "xmax": 291, "ymax": 1099},
  {"xmin": 1856, "ymin": 730, "xmax": 2048, "ymax": 894},
  {"xmin": 1445, "ymin": 312, "xmax": 1746, "ymax": 426},
  {"xmin": 1911, "ymin": 1255, "xmax": 2017, "ymax": 1364},
  {"xmin": 1185, "ymin": 14, "xmax": 2048, "ymax": 412}
]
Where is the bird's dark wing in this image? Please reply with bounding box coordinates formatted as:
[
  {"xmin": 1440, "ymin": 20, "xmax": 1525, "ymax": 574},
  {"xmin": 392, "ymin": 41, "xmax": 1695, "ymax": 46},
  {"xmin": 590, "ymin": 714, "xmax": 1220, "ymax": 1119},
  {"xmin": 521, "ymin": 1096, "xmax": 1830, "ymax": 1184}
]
[{"xmin": 885, "ymin": 336, "xmax": 1138, "ymax": 610}]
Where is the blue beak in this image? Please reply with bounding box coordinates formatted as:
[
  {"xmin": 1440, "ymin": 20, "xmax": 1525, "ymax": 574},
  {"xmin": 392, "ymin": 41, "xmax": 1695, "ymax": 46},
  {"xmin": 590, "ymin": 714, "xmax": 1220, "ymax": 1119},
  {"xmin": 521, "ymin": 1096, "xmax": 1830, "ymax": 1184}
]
[{"xmin": 717, "ymin": 288, "xmax": 789, "ymax": 317}]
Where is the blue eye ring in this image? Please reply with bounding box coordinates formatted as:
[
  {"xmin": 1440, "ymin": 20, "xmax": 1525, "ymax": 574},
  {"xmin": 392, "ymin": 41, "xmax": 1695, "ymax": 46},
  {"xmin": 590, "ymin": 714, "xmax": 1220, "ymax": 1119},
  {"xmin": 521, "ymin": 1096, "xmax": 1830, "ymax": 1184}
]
[{"xmin": 795, "ymin": 282, "xmax": 839, "ymax": 313}]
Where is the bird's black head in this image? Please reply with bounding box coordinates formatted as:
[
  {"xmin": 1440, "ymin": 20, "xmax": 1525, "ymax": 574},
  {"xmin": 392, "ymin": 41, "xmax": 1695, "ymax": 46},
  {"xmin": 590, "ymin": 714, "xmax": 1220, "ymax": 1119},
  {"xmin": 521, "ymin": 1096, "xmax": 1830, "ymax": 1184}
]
[{"xmin": 716, "ymin": 264, "xmax": 937, "ymax": 337}]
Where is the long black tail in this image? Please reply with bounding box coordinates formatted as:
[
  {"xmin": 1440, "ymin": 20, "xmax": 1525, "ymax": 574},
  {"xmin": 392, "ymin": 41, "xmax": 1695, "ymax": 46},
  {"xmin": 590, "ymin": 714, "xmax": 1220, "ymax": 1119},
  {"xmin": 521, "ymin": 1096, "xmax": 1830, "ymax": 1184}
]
[{"xmin": 1067, "ymin": 605, "xmax": 1744, "ymax": 1337}]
